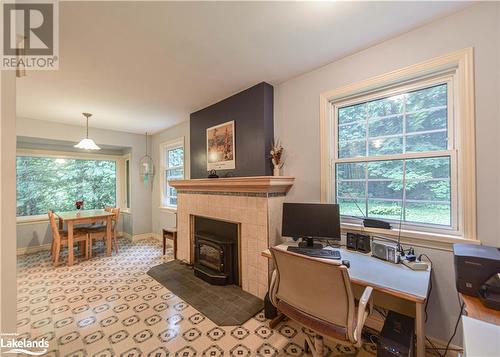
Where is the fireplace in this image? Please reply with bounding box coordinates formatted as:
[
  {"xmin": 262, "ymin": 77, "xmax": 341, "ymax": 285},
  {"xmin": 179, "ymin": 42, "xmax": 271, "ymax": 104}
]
[
  {"xmin": 170, "ymin": 176, "xmax": 295, "ymax": 298},
  {"xmin": 193, "ymin": 216, "xmax": 239, "ymax": 286}
]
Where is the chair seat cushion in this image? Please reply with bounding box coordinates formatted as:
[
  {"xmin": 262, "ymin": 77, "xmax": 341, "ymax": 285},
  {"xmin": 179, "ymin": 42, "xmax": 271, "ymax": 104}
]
[
  {"xmin": 83, "ymin": 224, "xmax": 107, "ymax": 232},
  {"xmin": 59, "ymin": 229, "xmax": 88, "ymax": 240},
  {"xmin": 277, "ymin": 300, "xmax": 349, "ymax": 342},
  {"xmin": 75, "ymin": 224, "xmax": 96, "ymax": 229},
  {"xmin": 59, "ymin": 228, "xmax": 88, "ymax": 234}
]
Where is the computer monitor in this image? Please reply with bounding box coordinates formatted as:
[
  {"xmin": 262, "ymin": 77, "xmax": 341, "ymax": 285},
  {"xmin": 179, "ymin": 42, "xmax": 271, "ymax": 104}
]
[{"xmin": 282, "ymin": 203, "xmax": 341, "ymax": 248}]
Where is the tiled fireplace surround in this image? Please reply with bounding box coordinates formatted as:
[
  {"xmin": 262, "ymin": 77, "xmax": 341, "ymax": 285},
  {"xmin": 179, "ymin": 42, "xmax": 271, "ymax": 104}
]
[{"xmin": 171, "ymin": 176, "xmax": 295, "ymax": 299}]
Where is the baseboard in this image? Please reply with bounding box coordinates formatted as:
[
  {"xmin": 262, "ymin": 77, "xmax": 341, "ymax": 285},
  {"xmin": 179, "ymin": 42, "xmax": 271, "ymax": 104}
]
[
  {"xmin": 118, "ymin": 231, "xmax": 132, "ymax": 240},
  {"xmin": 152, "ymin": 233, "xmax": 162, "ymax": 242},
  {"xmin": 18, "ymin": 233, "xmax": 164, "ymax": 256},
  {"xmin": 426, "ymin": 336, "xmax": 462, "ymax": 357},
  {"xmin": 130, "ymin": 232, "xmax": 154, "ymax": 242},
  {"xmin": 17, "ymin": 243, "xmax": 52, "ymax": 255}
]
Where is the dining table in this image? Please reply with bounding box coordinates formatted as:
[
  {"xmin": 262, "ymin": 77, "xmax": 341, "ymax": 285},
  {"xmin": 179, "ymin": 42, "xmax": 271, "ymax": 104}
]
[{"xmin": 55, "ymin": 209, "xmax": 116, "ymax": 266}]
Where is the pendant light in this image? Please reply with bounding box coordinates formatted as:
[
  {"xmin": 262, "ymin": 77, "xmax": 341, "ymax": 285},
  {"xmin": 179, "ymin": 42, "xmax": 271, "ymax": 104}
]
[
  {"xmin": 139, "ymin": 133, "xmax": 155, "ymax": 187},
  {"xmin": 74, "ymin": 112, "xmax": 101, "ymax": 150}
]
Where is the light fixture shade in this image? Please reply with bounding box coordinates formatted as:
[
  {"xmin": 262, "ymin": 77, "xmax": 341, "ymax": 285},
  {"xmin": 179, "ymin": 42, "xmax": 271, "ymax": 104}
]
[
  {"xmin": 74, "ymin": 138, "xmax": 101, "ymax": 150},
  {"xmin": 75, "ymin": 112, "xmax": 101, "ymax": 150}
]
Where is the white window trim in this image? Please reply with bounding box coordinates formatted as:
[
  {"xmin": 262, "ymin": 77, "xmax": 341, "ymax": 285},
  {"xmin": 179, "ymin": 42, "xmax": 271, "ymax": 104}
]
[
  {"xmin": 319, "ymin": 48, "xmax": 476, "ymax": 242},
  {"xmin": 160, "ymin": 137, "xmax": 185, "ymax": 210},
  {"xmin": 16, "ymin": 148, "xmax": 127, "ymax": 222},
  {"xmin": 117, "ymin": 153, "xmax": 132, "ymax": 213}
]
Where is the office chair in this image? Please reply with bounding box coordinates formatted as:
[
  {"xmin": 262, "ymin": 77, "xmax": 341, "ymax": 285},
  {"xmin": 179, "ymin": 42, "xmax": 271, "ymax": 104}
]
[{"xmin": 269, "ymin": 247, "xmax": 373, "ymax": 356}]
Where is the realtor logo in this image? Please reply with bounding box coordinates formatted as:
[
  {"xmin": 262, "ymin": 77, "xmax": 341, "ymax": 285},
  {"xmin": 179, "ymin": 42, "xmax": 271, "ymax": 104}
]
[
  {"xmin": 1, "ymin": 0, "xmax": 59, "ymax": 70},
  {"xmin": 0, "ymin": 333, "xmax": 49, "ymax": 355}
]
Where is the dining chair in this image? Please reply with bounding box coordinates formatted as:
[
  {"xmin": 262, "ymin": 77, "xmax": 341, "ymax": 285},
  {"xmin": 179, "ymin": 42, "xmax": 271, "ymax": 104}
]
[
  {"xmin": 48, "ymin": 210, "xmax": 89, "ymax": 266},
  {"xmin": 269, "ymin": 247, "xmax": 373, "ymax": 356},
  {"xmin": 86, "ymin": 207, "xmax": 120, "ymax": 258}
]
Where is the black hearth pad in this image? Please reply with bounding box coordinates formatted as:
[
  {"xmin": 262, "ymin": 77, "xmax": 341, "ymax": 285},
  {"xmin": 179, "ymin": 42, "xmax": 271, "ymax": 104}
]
[{"xmin": 147, "ymin": 260, "xmax": 264, "ymax": 326}]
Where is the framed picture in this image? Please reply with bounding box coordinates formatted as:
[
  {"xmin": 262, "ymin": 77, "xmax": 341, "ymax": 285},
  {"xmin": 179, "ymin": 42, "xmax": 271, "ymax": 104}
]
[{"xmin": 206, "ymin": 120, "xmax": 235, "ymax": 170}]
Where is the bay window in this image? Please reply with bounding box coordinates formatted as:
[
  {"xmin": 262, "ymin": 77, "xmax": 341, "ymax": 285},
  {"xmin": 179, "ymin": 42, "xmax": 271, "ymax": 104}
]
[{"xmin": 17, "ymin": 155, "xmax": 117, "ymax": 217}]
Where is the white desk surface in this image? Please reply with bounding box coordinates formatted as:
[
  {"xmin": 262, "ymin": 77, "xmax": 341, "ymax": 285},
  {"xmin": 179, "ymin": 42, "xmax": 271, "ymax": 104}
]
[
  {"xmin": 463, "ymin": 316, "xmax": 500, "ymax": 357},
  {"xmin": 263, "ymin": 242, "xmax": 431, "ymax": 303}
]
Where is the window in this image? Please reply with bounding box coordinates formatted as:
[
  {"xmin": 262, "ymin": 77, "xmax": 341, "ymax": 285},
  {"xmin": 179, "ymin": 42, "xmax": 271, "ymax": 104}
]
[
  {"xmin": 122, "ymin": 154, "xmax": 131, "ymax": 211},
  {"xmin": 16, "ymin": 155, "xmax": 117, "ymax": 217},
  {"xmin": 320, "ymin": 49, "xmax": 476, "ymax": 240},
  {"xmin": 335, "ymin": 82, "xmax": 454, "ymax": 228},
  {"xmin": 161, "ymin": 138, "xmax": 184, "ymax": 207}
]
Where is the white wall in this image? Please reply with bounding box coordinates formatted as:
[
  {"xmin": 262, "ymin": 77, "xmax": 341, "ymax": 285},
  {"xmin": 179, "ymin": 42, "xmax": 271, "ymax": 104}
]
[
  {"xmin": 1, "ymin": 71, "xmax": 18, "ymax": 333},
  {"xmin": 150, "ymin": 121, "xmax": 190, "ymax": 236},
  {"xmin": 16, "ymin": 117, "xmax": 153, "ymax": 245},
  {"xmin": 274, "ymin": 3, "xmax": 500, "ymax": 344}
]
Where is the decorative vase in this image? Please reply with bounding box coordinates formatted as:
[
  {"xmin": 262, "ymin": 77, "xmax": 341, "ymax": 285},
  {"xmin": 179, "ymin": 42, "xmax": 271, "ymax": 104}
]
[{"xmin": 273, "ymin": 166, "xmax": 280, "ymax": 176}]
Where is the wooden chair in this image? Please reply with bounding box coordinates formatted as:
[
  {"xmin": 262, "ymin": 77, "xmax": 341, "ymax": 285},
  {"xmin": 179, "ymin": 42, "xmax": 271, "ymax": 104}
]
[
  {"xmin": 48, "ymin": 210, "xmax": 89, "ymax": 266},
  {"xmin": 86, "ymin": 207, "xmax": 120, "ymax": 258},
  {"xmin": 162, "ymin": 228, "xmax": 177, "ymax": 258}
]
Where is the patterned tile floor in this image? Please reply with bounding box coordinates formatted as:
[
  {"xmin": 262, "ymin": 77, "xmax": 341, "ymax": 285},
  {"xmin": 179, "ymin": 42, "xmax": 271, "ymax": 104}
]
[{"xmin": 17, "ymin": 238, "xmax": 376, "ymax": 356}]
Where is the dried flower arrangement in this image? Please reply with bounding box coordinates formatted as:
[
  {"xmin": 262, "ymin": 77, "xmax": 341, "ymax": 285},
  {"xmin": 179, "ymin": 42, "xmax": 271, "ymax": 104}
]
[{"xmin": 270, "ymin": 140, "xmax": 284, "ymax": 169}]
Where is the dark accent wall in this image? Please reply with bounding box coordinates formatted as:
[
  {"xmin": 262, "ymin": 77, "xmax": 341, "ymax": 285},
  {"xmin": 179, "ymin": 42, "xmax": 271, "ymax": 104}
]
[{"xmin": 190, "ymin": 82, "xmax": 274, "ymax": 179}]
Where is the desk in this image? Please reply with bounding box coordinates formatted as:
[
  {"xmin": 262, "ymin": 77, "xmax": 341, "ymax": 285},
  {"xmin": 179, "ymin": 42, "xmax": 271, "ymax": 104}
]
[
  {"xmin": 262, "ymin": 242, "xmax": 431, "ymax": 357},
  {"xmin": 56, "ymin": 210, "xmax": 115, "ymax": 266},
  {"xmin": 461, "ymin": 294, "xmax": 500, "ymax": 326}
]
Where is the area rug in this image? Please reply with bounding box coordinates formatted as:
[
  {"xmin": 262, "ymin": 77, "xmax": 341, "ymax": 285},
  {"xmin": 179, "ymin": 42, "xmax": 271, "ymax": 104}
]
[{"xmin": 147, "ymin": 260, "xmax": 264, "ymax": 326}]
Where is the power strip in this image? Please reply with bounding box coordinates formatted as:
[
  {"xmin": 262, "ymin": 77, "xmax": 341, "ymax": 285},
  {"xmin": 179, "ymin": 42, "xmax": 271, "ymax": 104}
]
[{"xmin": 402, "ymin": 260, "xmax": 430, "ymax": 271}]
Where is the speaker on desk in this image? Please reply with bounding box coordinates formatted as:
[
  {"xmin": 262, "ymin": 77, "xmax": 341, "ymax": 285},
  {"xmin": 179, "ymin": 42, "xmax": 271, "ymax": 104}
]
[
  {"xmin": 346, "ymin": 233, "xmax": 358, "ymax": 251},
  {"xmin": 346, "ymin": 232, "xmax": 371, "ymax": 253},
  {"xmin": 357, "ymin": 234, "xmax": 371, "ymax": 253}
]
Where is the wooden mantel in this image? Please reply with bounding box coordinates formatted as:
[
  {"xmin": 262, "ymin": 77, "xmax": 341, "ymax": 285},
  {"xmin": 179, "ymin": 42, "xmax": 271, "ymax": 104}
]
[{"xmin": 169, "ymin": 176, "xmax": 295, "ymax": 194}]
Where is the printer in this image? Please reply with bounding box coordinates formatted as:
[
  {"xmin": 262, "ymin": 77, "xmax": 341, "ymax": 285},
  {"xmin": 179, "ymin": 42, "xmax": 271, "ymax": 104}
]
[{"xmin": 453, "ymin": 243, "xmax": 500, "ymax": 310}]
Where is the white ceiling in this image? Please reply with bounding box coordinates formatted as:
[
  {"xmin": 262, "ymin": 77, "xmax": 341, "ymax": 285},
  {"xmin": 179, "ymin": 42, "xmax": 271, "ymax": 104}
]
[{"xmin": 16, "ymin": 1, "xmax": 470, "ymax": 134}]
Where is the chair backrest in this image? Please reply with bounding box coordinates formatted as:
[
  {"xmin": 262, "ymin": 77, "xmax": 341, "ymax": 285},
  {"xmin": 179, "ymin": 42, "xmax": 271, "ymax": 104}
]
[
  {"xmin": 47, "ymin": 210, "xmax": 61, "ymax": 243},
  {"xmin": 105, "ymin": 207, "xmax": 120, "ymax": 231},
  {"xmin": 270, "ymin": 247, "xmax": 356, "ymax": 339}
]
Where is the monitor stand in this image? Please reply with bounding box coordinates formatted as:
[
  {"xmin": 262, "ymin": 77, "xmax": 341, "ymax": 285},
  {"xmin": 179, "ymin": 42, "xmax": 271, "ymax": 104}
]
[{"xmin": 298, "ymin": 237, "xmax": 323, "ymax": 249}]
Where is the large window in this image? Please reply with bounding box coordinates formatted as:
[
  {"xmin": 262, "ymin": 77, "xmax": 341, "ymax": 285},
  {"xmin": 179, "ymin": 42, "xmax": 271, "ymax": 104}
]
[
  {"xmin": 321, "ymin": 50, "xmax": 477, "ymax": 241},
  {"xmin": 334, "ymin": 81, "xmax": 454, "ymax": 229},
  {"xmin": 161, "ymin": 138, "xmax": 184, "ymax": 208},
  {"xmin": 17, "ymin": 155, "xmax": 117, "ymax": 217}
]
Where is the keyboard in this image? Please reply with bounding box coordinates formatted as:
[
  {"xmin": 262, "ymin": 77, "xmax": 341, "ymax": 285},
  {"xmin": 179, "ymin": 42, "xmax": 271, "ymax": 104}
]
[{"xmin": 287, "ymin": 246, "xmax": 341, "ymax": 259}]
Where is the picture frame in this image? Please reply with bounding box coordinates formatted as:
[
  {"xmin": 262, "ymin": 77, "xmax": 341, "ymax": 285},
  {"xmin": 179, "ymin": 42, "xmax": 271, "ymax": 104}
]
[{"xmin": 206, "ymin": 120, "xmax": 235, "ymax": 170}]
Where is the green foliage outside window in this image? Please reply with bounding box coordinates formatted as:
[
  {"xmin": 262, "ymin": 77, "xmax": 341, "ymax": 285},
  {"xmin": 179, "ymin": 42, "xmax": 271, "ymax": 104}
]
[
  {"xmin": 166, "ymin": 147, "xmax": 184, "ymax": 206},
  {"xmin": 336, "ymin": 83, "xmax": 452, "ymax": 226},
  {"xmin": 17, "ymin": 156, "xmax": 116, "ymax": 217}
]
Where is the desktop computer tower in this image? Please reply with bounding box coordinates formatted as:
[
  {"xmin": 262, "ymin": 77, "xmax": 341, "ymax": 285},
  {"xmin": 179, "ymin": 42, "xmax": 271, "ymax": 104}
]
[{"xmin": 377, "ymin": 311, "xmax": 414, "ymax": 357}]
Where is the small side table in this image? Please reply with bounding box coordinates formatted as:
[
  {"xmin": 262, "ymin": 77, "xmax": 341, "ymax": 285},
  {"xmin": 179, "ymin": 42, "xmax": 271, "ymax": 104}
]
[{"xmin": 162, "ymin": 228, "xmax": 177, "ymax": 259}]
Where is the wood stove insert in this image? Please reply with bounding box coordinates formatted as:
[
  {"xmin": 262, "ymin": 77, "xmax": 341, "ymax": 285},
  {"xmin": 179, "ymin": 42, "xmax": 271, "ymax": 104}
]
[{"xmin": 193, "ymin": 216, "xmax": 239, "ymax": 286}]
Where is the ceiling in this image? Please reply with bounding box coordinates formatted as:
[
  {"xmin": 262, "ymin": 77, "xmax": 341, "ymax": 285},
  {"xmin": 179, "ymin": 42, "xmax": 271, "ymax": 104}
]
[{"xmin": 16, "ymin": 1, "xmax": 470, "ymax": 134}]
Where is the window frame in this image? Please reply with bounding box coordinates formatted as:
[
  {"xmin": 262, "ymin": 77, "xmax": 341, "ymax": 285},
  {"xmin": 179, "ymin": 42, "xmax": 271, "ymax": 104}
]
[
  {"xmin": 160, "ymin": 137, "xmax": 185, "ymax": 210},
  {"xmin": 332, "ymin": 75, "xmax": 458, "ymax": 233},
  {"xmin": 119, "ymin": 153, "xmax": 132, "ymax": 213},
  {"xmin": 320, "ymin": 48, "xmax": 476, "ymax": 243},
  {"xmin": 16, "ymin": 149, "xmax": 125, "ymax": 223}
]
